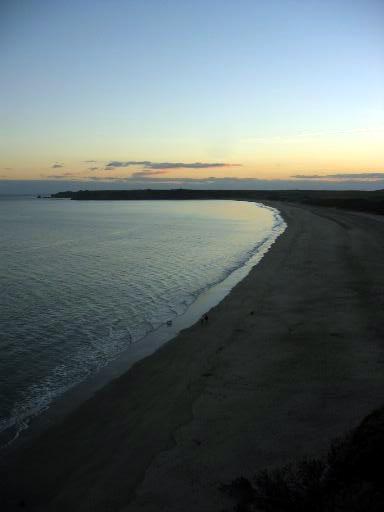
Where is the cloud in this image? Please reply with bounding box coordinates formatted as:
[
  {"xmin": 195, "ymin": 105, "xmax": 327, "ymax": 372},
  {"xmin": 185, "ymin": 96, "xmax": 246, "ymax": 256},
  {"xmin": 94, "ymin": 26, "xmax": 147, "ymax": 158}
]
[
  {"xmin": 129, "ymin": 176, "xmax": 259, "ymax": 184},
  {"xmin": 292, "ymin": 173, "xmax": 384, "ymax": 181},
  {"xmin": 131, "ymin": 170, "xmax": 168, "ymax": 178},
  {"xmin": 146, "ymin": 162, "xmax": 241, "ymax": 170},
  {"xmin": 88, "ymin": 167, "xmax": 99, "ymax": 171},
  {"xmin": 105, "ymin": 160, "xmax": 241, "ymax": 170},
  {"xmin": 43, "ymin": 172, "xmax": 112, "ymax": 181},
  {"xmin": 83, "ymin": 175, "xmax": 132, "ymax": 181},
  {"xmin": 46, "ymin": 172, "xmax": 75, "ymax": 179},
  {"xmin": 105, "ymin": 161, "xmax": 150, "ymax": 169},
  {"xmin": 292, "ymin": 174, "xmax": 323, "ymax": 179},
  {"xmin": 4, "ymin": 167, "xmax": 12, "ymax": 170},
  {"xmin": 51, "ymin": 163, "xmax": 64, "ymax": 168},
  {"xmin": 82, "ymin": 160, "xmax": 98, "ymax": 163}
]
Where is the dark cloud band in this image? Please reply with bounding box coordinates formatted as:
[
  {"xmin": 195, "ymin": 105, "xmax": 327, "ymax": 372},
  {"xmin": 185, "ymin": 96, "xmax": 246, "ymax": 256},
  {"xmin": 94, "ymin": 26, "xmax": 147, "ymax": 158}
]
[
  {"xmin": 292, "ymin": 173, "xmax": 384, "ymax": 180},
  {"xmin": 105, "ymin": 161, "xmax": 241, "ymax": 170},
  {"xmin": 131, "ymin": 170, "xmax": 168, "ymax": 178}
]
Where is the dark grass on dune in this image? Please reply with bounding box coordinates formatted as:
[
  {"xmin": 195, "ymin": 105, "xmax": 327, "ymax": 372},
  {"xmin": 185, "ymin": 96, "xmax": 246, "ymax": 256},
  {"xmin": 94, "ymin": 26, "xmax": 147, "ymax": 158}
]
[{"xmin": 223, "ymin": 406, "xmax": 384, "ymax": 512}]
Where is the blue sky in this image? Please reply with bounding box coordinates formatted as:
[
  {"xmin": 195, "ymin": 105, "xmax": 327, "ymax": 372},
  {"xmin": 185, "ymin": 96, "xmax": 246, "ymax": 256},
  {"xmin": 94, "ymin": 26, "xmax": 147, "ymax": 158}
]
[{"xmin": 1, "ymin": 0, "xmax": 383, "ymax": 192}]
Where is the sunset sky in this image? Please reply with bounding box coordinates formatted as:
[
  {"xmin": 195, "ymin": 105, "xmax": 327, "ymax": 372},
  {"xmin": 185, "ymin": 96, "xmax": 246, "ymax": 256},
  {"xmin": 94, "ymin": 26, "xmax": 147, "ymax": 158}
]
[{"xmin": 1, "ymin": 0, "xmax": 383, "ymax": 192}]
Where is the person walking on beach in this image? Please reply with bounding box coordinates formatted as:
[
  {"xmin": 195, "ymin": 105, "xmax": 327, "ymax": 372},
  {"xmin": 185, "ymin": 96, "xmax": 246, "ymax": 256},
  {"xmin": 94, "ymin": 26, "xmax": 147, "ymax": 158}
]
[{"xmin": 201, "ymin": 313, "xmax": 209, "ymax": 325}]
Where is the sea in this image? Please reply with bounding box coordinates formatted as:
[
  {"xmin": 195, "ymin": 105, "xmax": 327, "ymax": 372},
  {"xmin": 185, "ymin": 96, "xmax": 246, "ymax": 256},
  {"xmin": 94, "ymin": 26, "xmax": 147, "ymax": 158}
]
[{"xmin": 0, "ymin": 197, "xmax": 285, "ymax": 447}]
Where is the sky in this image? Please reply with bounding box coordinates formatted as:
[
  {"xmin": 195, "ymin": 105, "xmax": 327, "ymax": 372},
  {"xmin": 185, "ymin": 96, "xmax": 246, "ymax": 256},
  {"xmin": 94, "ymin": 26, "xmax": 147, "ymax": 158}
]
[{"xmin": 1, "ymin": 0, "xmax": 383, "ymax": 193}]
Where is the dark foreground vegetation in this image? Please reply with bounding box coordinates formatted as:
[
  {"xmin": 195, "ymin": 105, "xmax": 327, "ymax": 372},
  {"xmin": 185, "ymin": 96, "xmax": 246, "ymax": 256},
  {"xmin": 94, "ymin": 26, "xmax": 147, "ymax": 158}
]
[
  {"xmin": 223, "ymin": 407, "xmax": 384, "ymax": 512},
  {"xmin": 52, "ymin": 189, "xmax": 384, "ymax": 216}
]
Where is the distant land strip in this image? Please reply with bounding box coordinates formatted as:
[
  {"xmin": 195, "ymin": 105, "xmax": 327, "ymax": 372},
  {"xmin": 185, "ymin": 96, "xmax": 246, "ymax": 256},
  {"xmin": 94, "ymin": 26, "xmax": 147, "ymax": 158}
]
[{"xmin": 51, "ymin": 189, "xmax": 384, "ymax": 216}]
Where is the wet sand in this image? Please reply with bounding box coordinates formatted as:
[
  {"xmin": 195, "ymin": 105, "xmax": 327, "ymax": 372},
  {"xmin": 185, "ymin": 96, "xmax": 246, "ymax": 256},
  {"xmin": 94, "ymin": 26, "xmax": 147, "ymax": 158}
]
[{"xmin": 1, "ymin": 202, "xmax": 384, "ymax": 511}]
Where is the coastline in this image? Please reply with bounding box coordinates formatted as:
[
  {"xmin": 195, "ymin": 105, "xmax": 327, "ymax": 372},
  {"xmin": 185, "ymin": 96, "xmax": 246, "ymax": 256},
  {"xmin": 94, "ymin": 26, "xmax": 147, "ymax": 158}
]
[
  {"xmin": 0, "ymin": 201, "xmax": 285, "ymax": 451},
  {"xmin": 2, "ymin": 202, "xmax": 384, "ymax": 511}
]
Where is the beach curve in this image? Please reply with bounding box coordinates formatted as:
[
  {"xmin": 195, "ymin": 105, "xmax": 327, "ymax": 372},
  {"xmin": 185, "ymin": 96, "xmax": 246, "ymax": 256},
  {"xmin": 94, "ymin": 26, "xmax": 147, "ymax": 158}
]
[{"xmin": 1, "ymin": 201, "xmax": 384, "ymax": 511}]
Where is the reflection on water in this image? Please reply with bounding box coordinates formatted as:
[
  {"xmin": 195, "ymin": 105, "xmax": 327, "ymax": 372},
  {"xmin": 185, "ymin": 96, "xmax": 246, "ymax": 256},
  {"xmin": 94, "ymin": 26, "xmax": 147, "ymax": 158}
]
[{"xmin": 0, "ymin": 198, "xmax": 283, "ymax": 444}]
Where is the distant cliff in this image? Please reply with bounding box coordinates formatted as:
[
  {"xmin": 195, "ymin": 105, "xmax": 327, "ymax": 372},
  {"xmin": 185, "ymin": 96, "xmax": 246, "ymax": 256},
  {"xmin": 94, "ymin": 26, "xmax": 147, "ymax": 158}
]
[{"xmin": 51, "ymin": 189, "xmax": 384, "ymax": 215}]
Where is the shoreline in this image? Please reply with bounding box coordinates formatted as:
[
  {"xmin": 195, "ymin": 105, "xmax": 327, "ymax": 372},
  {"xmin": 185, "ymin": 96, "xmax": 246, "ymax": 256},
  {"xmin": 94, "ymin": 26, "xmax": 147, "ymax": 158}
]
[
  {"xmin": 0, "ymin": 202, "xmax": 285, "ymax": 452},
  {"xmin": 2, "ymin": 202, "xmax": 384, "ymax": 511}
]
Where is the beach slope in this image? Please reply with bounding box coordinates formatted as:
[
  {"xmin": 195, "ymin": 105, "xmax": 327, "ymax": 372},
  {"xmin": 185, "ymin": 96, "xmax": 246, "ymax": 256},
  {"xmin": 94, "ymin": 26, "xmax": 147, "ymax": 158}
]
[{"xmin": 1, "ymin": 202, "xmax": 384, "ymax": 511}]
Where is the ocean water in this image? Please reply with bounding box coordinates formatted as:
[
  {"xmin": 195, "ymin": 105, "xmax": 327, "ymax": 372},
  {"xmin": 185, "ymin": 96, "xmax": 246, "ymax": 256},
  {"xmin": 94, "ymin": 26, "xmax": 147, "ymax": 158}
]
[{"xmin": 0, "ymin": 198, "xmax": 284, "ymax": 445}]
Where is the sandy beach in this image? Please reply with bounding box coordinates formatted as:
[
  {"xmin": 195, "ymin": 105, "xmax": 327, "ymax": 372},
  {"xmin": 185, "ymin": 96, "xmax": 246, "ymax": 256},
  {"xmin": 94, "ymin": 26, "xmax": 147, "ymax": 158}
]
[{"xmin": 1, "ymin": 201, "xmax": 384, "ymax": 511}]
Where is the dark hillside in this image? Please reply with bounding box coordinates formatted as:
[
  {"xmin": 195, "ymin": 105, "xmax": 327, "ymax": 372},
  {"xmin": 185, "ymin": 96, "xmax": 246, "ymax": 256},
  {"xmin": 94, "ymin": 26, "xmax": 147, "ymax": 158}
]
[{"xmin": 51, "ymin": 189, "xmax": 384, "ymax": 216}]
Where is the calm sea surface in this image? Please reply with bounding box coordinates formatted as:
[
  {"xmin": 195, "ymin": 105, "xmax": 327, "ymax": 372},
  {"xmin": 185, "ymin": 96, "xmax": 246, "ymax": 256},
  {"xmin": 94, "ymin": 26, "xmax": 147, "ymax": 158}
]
[{"xmin": 0, "ymin": 198, "xmax": 284, "ymax": 444}]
